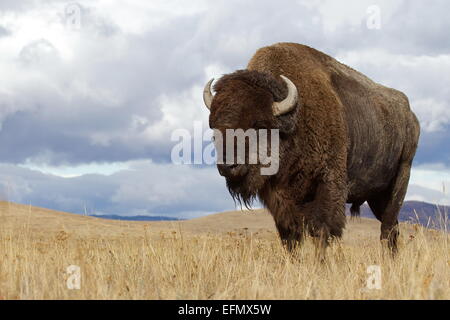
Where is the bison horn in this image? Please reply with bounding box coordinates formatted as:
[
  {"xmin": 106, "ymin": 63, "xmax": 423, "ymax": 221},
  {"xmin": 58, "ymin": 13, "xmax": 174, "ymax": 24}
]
[
  {"xmin": 203, "ymin": 78, "xmax": 215, "ymax": 110},
  {"xmin": 272, "ymin": 75, "xmax": 298, "ymax": 116}
]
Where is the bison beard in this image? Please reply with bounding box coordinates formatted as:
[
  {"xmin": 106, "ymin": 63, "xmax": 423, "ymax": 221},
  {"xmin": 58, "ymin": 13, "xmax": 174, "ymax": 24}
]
[
  {"xmin": 224, "ymin": 163, "xmax": 269, "ymax": 210},
  {"xmin": 203, "ymin": 43, "xmax": 420, "ymax": 256},
  {"xmin": 226, "ymin": 177, "xmax": 256, "ymax": 210}
]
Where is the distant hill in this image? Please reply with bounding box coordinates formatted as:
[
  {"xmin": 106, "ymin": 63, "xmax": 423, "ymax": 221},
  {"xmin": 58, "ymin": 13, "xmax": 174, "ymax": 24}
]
[
  {"xmin": 90, "ymin": 214, "xmax": 182, "ymax": 221},
  {"xmin": 348, "ymin": 201, "xmax": 449, "ymax": 229},
  {"xmin": 1, "ymin": 199, "xmax": 447, "ymax": 229},
  {"xmin": 88, "ymin": 201, "xmax": 448, "ymax": 229}
]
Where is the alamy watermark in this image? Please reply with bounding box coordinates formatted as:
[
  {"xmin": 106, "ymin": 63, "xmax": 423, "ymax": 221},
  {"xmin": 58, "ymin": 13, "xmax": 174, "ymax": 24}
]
[
  {"xmin": 171, "ymin": 121, "xmax": 280, "ymax": 176},
  {"xmin": 366, "ymin": 5, "xmax": 381, "ymax": 30},
  {"xmin": 66, "ymin": 265, "xmax": 81, "ymax": 290},
  {"xmin": 65, "ymin": 3, "xmax": 82, "ymax": 30},
  {"xmin": 365, "ymin": 265, "xmax": 382, "ymax": 290}
]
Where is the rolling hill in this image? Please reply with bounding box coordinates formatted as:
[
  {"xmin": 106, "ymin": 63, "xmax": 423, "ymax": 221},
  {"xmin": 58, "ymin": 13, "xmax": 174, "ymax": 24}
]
[
  {"xmin": 350, "ymin": 201, "xmax": 449, "ymax": 229},
  {"xmin": 0, "ymin": 200, "xmax": 423, "ymax": 243},
  {"xmin": 0, "ymin": 201, "xmax": 447, "ymax": 300},
  {"xmin": 87, "ymin": 200, "xmax": 449, "ymax": 230}
]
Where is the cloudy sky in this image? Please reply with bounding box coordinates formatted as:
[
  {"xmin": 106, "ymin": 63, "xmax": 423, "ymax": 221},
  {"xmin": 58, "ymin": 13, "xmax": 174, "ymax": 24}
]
[{"xmin": 0, "ymin": 0, "xmax": 449, "ymax": 218}]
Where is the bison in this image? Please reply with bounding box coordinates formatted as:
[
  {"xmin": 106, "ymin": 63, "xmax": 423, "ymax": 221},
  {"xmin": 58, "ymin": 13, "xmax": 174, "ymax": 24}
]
[{"xmin": 202, "ymin": 43, "xmax": 420, "ymax": 255}]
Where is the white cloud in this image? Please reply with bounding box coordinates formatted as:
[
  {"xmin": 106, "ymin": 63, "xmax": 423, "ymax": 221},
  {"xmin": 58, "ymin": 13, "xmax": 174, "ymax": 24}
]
[
  {"xmin": 0, "ymin": 161, "xmax": 233, "ymax": 218},
  {"xmin": 90, "ymin": 0, "xmax": 208, "ymax": 34},
  {"xmin": 406, "ymin": 164, "xmax": 450, "ymax": 205},
  {"xmin": 409, "ymin": 164, "xmax": 450, "ymax": 192},
  {"xmin": 407, "ymin": 185, "xmax": 449, "ymax": 206},
  {"xmin": 18, "ymin": 161, "xmax": 132, "ymax": 178},
  {"xmin": 301, "ymin": 0, "xmax": 402, "ymax": 33}
]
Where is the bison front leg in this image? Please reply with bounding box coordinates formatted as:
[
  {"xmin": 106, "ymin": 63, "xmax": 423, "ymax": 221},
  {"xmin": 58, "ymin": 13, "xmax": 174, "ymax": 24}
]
[
  {"xmin": 274, "ymin": 216, "xmax": 305, "ymax": 252},
  {"xmin": 299, "ymin": 179, "xmax": 347, "ymax": 256},
  {"xmin": 272, "ymin": 178, "xmax": 347, "ymax": 257}
]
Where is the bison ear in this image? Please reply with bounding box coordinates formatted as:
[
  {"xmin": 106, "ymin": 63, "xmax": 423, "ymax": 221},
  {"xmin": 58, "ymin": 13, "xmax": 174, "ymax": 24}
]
[{"xmin": 278, "ymin": 115, "xmax": 297, "ymax": 137}]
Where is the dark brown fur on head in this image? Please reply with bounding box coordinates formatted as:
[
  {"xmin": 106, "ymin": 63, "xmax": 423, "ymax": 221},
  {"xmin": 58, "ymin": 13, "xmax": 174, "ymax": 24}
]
[
  {"xmin": 209, "ymin": 70, "xmax": 299, "ymax": 208},
  {"xmin": 211, "ymin": 70, "xmax": 299, "ymax": 135}
]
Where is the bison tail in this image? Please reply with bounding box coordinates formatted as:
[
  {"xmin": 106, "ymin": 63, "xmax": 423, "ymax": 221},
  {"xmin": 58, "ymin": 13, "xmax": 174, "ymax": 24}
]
[{"xmin": 350, "ymin": 203, "xmax": 361, "ymax": 218}]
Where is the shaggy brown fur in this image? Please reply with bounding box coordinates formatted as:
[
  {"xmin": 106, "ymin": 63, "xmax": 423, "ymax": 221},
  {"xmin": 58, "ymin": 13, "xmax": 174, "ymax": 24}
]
[{"xmin": 207, "ymin": 43, "xmax": 420, "ymax": 254}]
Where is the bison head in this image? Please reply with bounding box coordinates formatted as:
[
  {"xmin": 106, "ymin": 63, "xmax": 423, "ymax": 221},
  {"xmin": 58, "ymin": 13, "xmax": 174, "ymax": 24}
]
[{"xmin": 202, "ymin": 70, "xmax": 300, "ymax": 207}]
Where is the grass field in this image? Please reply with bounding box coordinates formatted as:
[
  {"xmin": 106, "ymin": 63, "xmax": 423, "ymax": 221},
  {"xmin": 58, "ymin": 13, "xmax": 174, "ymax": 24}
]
[{"xmin": 0, "ymin": 201, "xmax": 448, "ymax": 300}]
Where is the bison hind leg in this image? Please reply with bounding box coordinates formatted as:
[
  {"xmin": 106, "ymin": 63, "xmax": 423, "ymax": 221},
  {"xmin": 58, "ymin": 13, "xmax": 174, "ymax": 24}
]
[
  {"xmin": 350, "ymin": 201, "xmax": 364, "ymax": 219},
  {"xmin": 368, "ymin": 160, "xmax": 414, "ymax": 256}
]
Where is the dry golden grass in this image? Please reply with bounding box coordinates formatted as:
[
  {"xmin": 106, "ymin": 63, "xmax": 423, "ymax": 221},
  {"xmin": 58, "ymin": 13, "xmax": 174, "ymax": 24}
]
[{"xmin": 0, "ymin": 201, "xmax": 448, "ymax": 300}]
